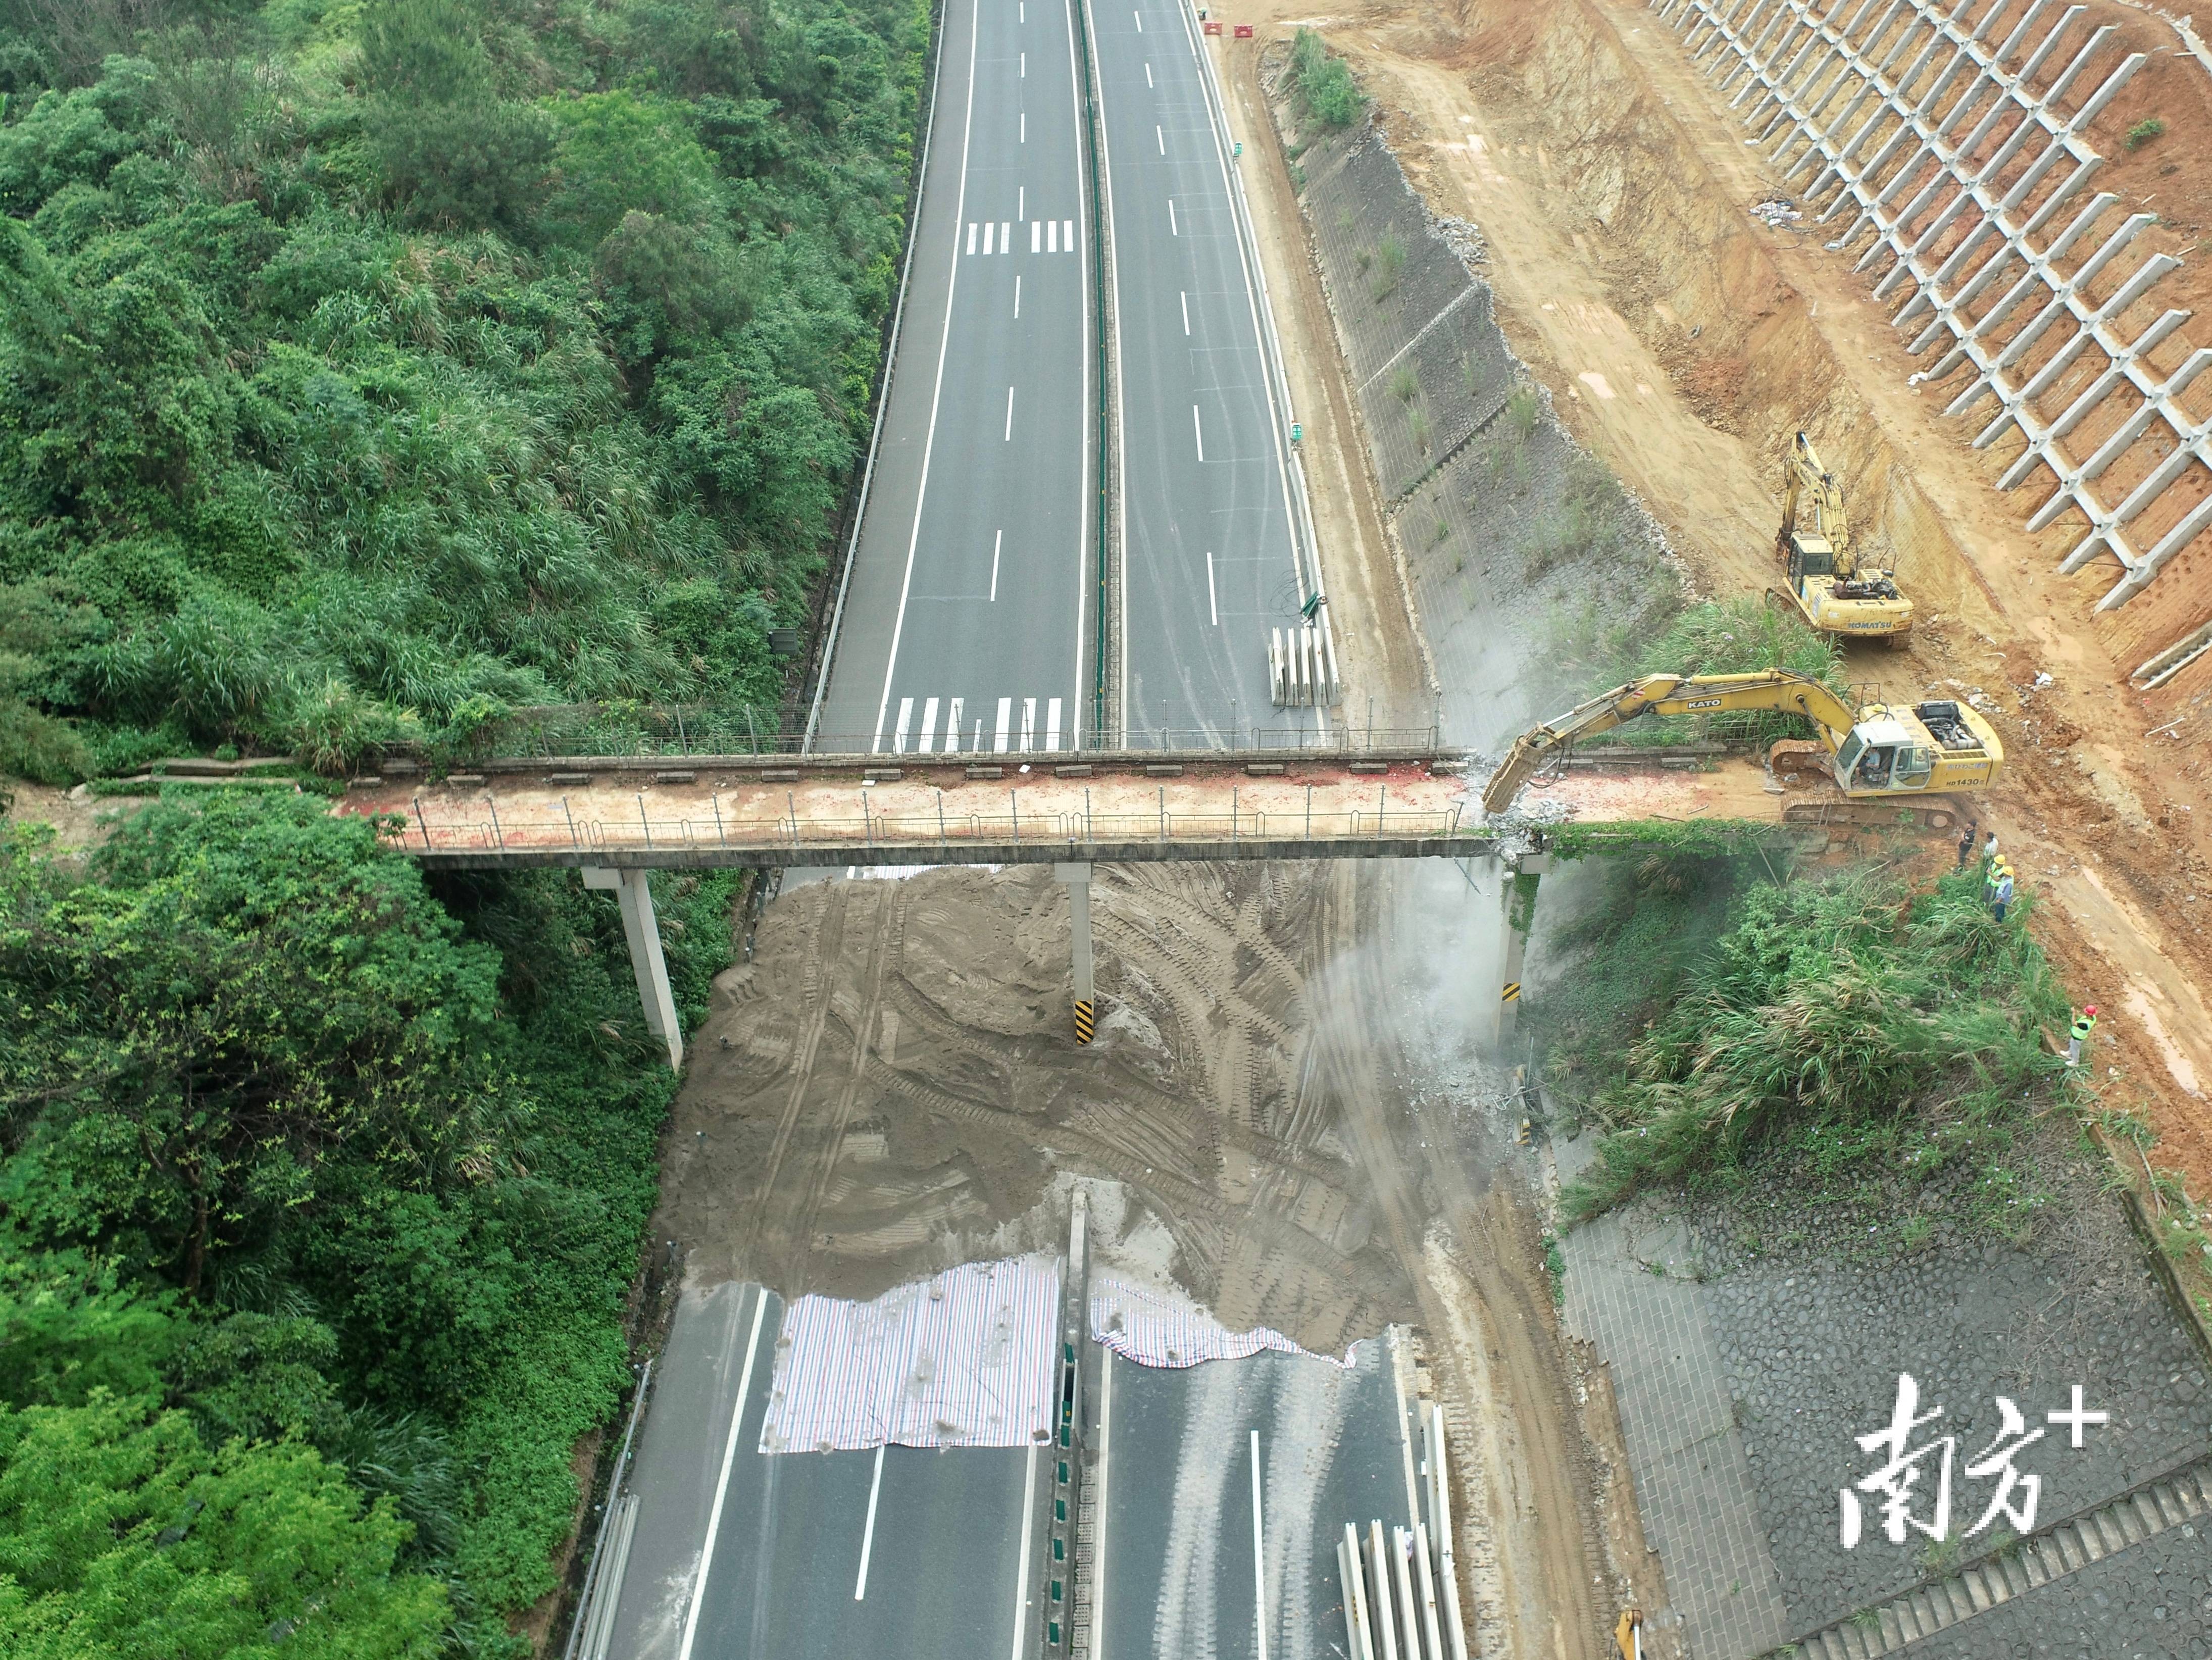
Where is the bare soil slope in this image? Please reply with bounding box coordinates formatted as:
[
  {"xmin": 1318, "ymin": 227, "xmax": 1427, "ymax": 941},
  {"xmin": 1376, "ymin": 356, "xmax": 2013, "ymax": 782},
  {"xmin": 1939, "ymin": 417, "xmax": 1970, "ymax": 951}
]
[{"xmin": 1226, "ymin": 0, "xmax": 2212, "ymax": 1197}]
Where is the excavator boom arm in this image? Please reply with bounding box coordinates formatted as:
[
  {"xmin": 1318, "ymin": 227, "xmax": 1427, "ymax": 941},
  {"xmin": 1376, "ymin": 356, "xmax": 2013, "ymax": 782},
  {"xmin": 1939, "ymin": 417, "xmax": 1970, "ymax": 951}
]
[
  {"xmin": 1782, "ymin": 431, "xmax": 1859, "ymax": 577},
  {"xmin": 1481, "ymin": 670, "xmax": 1857, "ymax": 815}
]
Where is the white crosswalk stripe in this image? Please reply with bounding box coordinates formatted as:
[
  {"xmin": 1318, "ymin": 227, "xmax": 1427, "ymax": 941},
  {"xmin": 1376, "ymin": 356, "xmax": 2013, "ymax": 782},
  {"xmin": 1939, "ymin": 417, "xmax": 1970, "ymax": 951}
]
[
  {"xmin": 967, "ymin": 219, "xmax": 1079, "ymax": 256},
  {"xmin": 895, "ymin": 695, "xmax": 1068, "ymax": 754}
]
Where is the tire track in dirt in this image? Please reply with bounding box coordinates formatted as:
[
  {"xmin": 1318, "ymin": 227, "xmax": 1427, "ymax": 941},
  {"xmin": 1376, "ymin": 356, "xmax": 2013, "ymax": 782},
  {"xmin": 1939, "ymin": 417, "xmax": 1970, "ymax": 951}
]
[
  {"xmin": 738, "ymin": 884, "xmax": 852, "ymax": 1270},
  {"xmin": 787, "ymin": 889, "xmax": 908, "ymax": 1265}
]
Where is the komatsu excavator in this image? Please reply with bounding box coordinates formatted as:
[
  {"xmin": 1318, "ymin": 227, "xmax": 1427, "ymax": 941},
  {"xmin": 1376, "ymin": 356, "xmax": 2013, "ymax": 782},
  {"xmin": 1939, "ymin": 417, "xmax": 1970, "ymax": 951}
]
[
  {"xmin": 1481, "ymin": 668, "xmax": 2001, "ymax": 827},
  {"xmin": 1773, "ymin": 432, "xmax": 1913, "ymax": 646}
]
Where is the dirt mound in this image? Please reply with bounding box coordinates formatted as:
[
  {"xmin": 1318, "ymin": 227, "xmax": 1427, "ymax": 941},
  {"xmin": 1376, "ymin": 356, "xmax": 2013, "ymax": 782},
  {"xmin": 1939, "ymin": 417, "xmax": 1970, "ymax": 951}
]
[{"xmin": 657, "ymin": 864, "xmax": 1417, "ymax": 1354}]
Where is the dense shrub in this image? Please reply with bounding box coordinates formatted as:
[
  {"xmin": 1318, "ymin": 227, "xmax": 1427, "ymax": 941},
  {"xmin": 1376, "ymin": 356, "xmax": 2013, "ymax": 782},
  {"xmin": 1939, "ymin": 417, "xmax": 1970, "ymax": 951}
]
[
  {"xmin": 0, "ymin": 0, "xmax": 927, "ymax": 778},
  {"xmin": 1289, "ymin": 28, "xmax": 1363, "ymax": 130},
  {"xmin": 1561, "ymin": 868, "xmax": 2071, "ymax": 1222},
  {"xmin": 1, "ymin": 786, "xmax": 744, "ymax": 1642}
]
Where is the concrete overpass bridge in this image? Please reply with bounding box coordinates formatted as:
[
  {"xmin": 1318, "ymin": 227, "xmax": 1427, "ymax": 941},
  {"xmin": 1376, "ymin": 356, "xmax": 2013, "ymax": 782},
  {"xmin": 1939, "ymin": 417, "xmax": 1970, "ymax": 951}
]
[{"xmin": 340, "ymin": 746, "xmax": 1805, "ymax": 1069}]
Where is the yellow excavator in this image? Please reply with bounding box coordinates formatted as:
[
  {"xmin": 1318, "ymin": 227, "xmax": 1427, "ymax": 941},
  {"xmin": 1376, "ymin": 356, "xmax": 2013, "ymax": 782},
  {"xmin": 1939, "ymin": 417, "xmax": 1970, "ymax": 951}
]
[
  {"xmin": 1773, "ymin": 432, "xmax": 1912, "ymax": 647},
  {"xmin": 1481, "ymin": 668, "xmax": 2001, "ymax": 828}
]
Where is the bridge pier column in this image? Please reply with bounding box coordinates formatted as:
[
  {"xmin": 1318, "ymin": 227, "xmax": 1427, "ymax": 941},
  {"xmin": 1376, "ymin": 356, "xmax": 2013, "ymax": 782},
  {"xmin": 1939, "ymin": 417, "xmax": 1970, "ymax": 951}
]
[
  {"xmin": 1056, "ymin": 863, "xmax": 1095, "ymax": 1044},
  {"xmin": 1484, "ymin": 852, "xmax": 1548, "ymax": 1053},
  {"xmin": 583, "ymin": 867, "xmax": 683, "ymax": 1072}
]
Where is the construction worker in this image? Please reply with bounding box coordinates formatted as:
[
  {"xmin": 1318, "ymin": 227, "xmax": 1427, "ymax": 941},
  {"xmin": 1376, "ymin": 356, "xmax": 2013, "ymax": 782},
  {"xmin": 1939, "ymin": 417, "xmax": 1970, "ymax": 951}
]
[
  {"xmin": 1957, "ymin": 820, "xmax": 1977, "ymax": 872},
  {"xmin": 1991, "ymin": 863, "xmax": 2016, "ymax": 923},
  {"xmin": 2067, "ymin": 1005, "xmax": 2098, "ymax": 1068},
  {"xmin": 1983, "ymin": 828, "xmax": 2000, "ymax": 868}
]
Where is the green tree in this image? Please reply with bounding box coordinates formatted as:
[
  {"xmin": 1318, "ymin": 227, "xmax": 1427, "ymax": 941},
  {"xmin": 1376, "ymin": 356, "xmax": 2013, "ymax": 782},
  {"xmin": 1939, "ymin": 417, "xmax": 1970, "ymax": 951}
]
[
  {"xmin": 0, "ymin": 797, "xmax": 509, "ymax": 1295},
  {"xmin": 0, "ymin": 1390, "xmax": 448, "ymax": 1659},
  {"xmin": 359, "ymin": 0, "xmax": 552, "ymax": 237}
]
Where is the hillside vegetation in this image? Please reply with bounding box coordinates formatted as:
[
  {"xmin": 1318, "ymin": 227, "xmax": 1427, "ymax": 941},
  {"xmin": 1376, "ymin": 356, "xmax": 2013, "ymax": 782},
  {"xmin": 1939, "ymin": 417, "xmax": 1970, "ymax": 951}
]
[
  {"xmin": 1557, "ymin": 867, "xmax": 2075, "ymax": 1230},
  {"xmin": 0, "ymin": 0, "xmax": 926, "ymax": 782},
  {"xmin": 0, "ymin": 0, "xmax": 923, "ymax": 1652}
]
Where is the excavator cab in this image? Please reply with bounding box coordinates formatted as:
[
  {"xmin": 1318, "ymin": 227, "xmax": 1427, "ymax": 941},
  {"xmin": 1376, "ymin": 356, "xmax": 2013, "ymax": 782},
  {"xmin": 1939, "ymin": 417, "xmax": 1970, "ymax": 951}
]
[
  {"xmin": 1835, "ymin": 724, "xmax": 1935, "ymax": 792},
  {"xmin": 1786, "ymin": 532, "xmax": 1835, "ymax": 594}
]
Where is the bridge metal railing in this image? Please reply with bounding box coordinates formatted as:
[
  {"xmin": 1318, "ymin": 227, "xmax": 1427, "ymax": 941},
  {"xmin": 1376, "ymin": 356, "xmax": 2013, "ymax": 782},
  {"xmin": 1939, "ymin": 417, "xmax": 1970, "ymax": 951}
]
[
  {"xmin": 391, "ymin": 793, "xmax": 1475, "ymax": 859},
  {"xmin": 382, "ymin": 708, "xmax": 1445, "ymax": 766}
]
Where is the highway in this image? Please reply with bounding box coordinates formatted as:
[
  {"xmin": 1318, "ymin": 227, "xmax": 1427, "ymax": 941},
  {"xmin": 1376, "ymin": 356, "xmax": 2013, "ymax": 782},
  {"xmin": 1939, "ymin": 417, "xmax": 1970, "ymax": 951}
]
[
  {"xmin": 604, "ymin": 1282, "xmax": 1042, "ymax": 1660},
  {"xmin": 1091, "ymin": 0, "xmax": 1307, "ymax": 746},
  {"xmin": 811, "ymin": 0, "xmax": 1095, "ymax": 757},
  {"xmin": 1091, "ymin": 1342, "xmax": 1417, "ymax": 1660},
  {"xmin": 601, "ymin": 3, "xmax": 1372, "ymax": 1656}
]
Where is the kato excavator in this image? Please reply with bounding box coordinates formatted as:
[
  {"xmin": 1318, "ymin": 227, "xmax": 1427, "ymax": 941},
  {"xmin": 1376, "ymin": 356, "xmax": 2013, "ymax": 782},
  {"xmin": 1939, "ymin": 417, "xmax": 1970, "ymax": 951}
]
[
  {"xmin": 1773, "ymin": 432, "xmax": 1913, "ymax": 646},
  {"xmin": 1480, "ymin": 668, "xmax": 2001, "ymax": 828}
]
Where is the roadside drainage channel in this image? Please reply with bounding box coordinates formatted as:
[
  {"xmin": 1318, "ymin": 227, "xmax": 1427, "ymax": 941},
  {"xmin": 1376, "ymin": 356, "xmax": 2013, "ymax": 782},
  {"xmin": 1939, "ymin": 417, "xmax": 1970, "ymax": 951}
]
[{"xmin": 1778, "ymin": 1453, "xmax": 2212, "ymax": 1660}]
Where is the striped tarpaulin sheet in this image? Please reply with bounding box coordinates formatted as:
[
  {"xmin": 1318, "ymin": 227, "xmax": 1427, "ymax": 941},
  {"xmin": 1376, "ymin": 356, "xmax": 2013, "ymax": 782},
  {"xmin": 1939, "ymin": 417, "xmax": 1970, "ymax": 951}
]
[
  {"xmin": 758, "ymin": 1255, "xmax": 1061, "ymax": 1453},
  {"xmin": 1088, "ymin": 1273, "xmax": 1352, "ymax": 1370}
]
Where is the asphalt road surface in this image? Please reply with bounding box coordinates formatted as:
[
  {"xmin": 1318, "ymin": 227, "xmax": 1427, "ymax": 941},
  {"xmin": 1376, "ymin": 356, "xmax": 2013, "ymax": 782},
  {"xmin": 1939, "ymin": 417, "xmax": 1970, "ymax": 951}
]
[
  {"xmin": 1091, "ymin": 1339, "xmax": 1419, "ymax": 1660},
  {"xmin": 605, "ymin": 1282, "xmax": 1042, "ymax": 1660},
  {"xmin": 812, "ymin": 0, "xmax": 1095, "ymax": 757},
  {"xmin": 1093, "ymin": 0, "xmax": 1306, "ymax": 746}
]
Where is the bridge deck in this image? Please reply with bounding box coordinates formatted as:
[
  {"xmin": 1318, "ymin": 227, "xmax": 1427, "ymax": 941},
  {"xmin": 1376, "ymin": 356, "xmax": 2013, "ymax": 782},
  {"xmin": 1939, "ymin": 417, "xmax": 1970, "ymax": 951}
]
[{"xmin": 337, "ymin": 751, "xmax": 1794, "ymax": 868}]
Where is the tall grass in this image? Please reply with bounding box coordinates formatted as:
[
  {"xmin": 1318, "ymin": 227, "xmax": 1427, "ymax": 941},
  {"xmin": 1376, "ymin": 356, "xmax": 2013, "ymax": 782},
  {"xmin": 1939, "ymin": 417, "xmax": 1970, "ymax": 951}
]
[{"xmin": 1562, "ymin": 868, "xmax": 2071, "ymax": 1222}]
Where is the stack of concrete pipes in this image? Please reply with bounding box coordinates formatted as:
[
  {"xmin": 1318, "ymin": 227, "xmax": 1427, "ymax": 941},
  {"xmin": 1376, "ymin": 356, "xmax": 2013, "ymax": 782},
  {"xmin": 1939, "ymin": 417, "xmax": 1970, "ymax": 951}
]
[{"xmin": 1335, "ymin": 1401, "xmax": 1469, "ymax": 1660}]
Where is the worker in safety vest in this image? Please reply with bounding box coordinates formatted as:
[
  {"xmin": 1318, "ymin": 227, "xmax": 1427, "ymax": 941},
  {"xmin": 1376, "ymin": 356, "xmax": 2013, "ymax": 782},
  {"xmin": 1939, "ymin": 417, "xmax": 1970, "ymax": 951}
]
[
  {"xmin": 2067, "ymin": 1005, "xmax": 2098, "ymax": 1068},
  {"xmin": 1990, "ymin": 865, "xmax": 2015, "ymax": 923}
]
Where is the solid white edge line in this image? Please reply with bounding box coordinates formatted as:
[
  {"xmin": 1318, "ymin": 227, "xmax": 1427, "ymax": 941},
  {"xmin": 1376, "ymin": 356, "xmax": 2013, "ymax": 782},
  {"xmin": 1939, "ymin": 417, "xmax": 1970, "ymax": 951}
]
[
  {"xmin": 1007, "ymin": 1441, "xmax": 1039, "ymax": 1659},
  {"xmin": 871, "ymin": 0, "xmax": 983, "ymax": 753},
  {"xmin": 854, "ymin": 1442, "xmax": 886, "ymax": 1599},
  {"xmin": 675, "ymin": 1287, "xmax": 770, "ymax": 1660},
  {"xmin": 803, "ymin": 0, "xmax": 953, "ymax": 751},
  {"xmin": 1184, "ymin": 0, "xmax": 1325, "ymax": 735},
  {"xmin": 1250, "ymin": 1428, "xmax": 1268, "ymax": 1660},
  {"xmin": 1093, "ymin": 1347, "xmax": 1113, "ymax": 1660},
  {"xmin": 1081, "ymin": 0, "xmax": 1126, "ymax": 744}
]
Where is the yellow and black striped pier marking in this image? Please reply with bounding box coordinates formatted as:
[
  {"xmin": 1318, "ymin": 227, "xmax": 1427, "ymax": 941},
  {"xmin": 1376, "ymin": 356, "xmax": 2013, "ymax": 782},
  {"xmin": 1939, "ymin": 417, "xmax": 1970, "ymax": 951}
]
[
  {"xmin": 1074, "ymin": 999, "xmax": 1095, "ymax": 1044},
  {"xmin": 1501, "ymin": 981, "xmax": 1522, "ymax": 1003}
]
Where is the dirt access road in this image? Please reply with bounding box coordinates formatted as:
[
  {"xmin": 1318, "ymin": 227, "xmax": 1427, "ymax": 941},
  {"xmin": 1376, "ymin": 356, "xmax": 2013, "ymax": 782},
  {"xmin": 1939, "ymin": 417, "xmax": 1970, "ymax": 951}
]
[{"xmin": 1218, "ymin": 0, "xmax": 2212, "ymax": 1199}]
